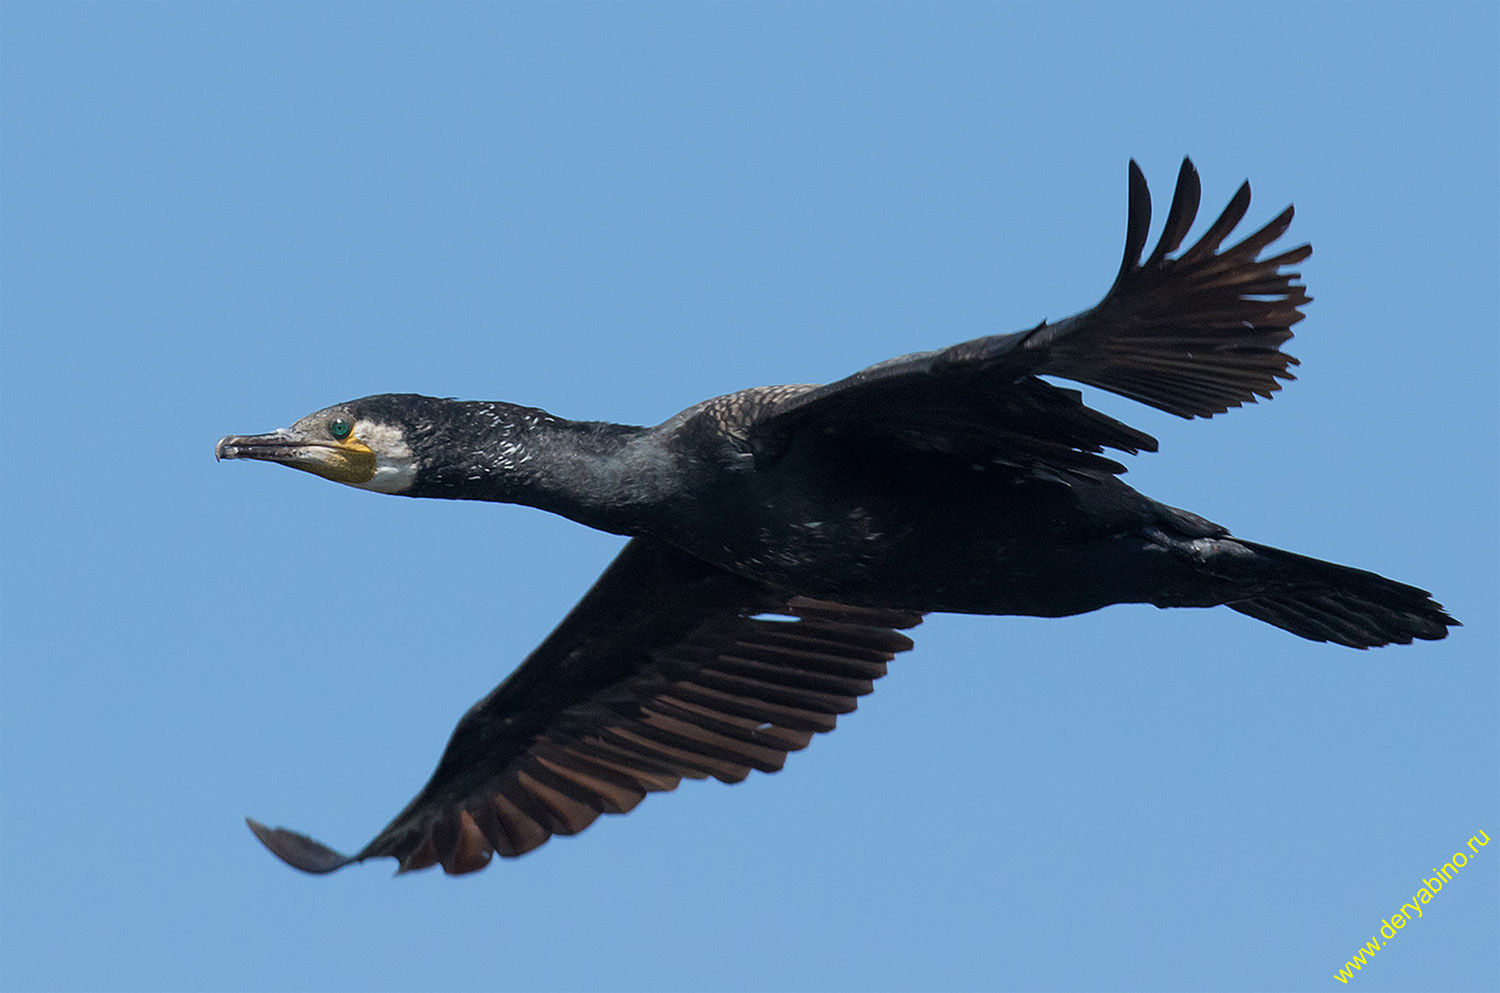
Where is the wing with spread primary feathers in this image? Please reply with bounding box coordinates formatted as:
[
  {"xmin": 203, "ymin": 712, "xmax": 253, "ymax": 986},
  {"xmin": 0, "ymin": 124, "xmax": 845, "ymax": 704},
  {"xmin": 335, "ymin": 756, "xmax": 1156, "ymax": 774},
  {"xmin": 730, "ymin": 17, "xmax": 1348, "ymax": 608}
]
[
  {"xmin": 247, "ymin": 537, "xmax": 923, "ymax": 875},
  {"xmin": 759, "ymin": 158, "xmax": 1311, "ymax": 473}
]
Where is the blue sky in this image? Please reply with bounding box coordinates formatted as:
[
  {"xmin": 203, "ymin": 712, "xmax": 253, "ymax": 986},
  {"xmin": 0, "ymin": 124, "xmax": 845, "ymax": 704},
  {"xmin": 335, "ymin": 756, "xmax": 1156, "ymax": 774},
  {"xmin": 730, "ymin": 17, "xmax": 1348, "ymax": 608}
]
[{"xmin": 2, "ymin": 4, "xmax": 1496, "ymax": 991}]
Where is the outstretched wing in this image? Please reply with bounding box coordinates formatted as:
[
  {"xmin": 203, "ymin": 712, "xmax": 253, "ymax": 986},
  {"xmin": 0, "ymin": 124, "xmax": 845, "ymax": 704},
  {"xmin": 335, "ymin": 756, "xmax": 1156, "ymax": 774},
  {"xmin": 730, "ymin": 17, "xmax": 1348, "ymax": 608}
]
[
  {"xmin": 758, "ymin": 158, "xmax": 1311, "ymax": 471},
  {"xmin": 248, "ymin": 537, "xmax": 923, "ymax": 875}
]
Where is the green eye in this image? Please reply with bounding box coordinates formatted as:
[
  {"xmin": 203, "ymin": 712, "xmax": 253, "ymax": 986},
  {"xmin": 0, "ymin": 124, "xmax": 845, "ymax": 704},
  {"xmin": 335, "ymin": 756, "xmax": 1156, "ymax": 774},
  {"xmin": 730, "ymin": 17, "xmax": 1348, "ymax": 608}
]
[{"xmin": 329, "ymin": 417, "xmax": 352, "ymax": 440}]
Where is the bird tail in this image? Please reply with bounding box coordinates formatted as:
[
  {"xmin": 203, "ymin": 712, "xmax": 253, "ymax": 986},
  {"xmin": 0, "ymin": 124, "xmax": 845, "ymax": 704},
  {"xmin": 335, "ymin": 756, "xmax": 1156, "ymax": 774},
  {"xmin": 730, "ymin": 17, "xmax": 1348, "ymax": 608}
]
[{"xmin": 1221, "ymin": 540, "xmax": 1457, "ymax": 649}]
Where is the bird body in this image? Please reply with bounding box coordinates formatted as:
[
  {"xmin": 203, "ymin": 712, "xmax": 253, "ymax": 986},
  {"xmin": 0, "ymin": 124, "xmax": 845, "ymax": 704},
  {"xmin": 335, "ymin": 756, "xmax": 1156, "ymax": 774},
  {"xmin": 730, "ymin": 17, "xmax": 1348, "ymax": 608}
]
[{"xmin": 217, "ymin": 160, "xmax": 1457, "ymax": 876}]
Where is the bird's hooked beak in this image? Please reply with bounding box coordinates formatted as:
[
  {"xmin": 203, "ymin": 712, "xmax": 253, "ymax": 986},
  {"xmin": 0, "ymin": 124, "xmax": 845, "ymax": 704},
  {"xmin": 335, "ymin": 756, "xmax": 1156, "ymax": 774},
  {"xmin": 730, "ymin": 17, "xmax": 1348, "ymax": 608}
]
[{"xmin": 216, "ymin": 427, "xmax": 378, "ymax": 485}]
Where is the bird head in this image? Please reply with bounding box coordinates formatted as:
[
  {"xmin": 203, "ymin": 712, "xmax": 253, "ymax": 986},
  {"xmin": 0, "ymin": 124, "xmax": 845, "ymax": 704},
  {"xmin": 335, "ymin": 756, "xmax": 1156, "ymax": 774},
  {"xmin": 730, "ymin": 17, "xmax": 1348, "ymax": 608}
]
[{"xmin": 216, "ymin": 395, "xmax": 426, "ymax": 494}]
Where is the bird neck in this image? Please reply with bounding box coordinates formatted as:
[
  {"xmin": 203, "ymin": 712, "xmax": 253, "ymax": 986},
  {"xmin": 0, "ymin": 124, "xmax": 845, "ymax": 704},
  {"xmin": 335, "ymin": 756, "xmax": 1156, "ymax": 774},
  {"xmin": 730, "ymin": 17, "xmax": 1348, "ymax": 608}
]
[{"xmin": 405, "ymin": 401, "xmax": 673, "ymax": 535}]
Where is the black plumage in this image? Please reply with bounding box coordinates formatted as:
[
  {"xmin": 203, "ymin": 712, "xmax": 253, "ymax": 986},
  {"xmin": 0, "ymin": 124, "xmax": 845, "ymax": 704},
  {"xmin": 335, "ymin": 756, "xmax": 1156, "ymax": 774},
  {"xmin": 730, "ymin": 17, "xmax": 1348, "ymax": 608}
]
[{"xmin": 217, "ymin": 159, "xmax": 1456, "ymax": 876}]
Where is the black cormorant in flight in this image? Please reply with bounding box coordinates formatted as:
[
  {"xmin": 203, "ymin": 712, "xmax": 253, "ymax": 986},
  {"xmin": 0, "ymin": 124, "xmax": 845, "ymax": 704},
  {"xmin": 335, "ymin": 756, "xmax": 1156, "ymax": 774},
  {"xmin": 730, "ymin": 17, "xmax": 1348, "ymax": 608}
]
[{"xmin": 218, "ymin": 159, "xmax": 1456, "ymax": 876}]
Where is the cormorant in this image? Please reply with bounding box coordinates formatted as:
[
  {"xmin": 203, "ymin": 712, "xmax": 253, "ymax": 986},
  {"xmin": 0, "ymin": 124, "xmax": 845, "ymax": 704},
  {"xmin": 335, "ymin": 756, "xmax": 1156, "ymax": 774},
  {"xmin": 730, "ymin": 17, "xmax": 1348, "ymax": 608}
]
[{"xmin": 217, "ymin": 159, "xmax": 1457, "ymax": 876}]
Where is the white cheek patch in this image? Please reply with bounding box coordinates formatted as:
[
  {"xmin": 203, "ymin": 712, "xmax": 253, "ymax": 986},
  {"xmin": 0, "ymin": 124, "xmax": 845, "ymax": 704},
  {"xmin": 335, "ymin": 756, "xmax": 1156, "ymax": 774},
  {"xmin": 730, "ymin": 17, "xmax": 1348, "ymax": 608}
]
[{"xmin": 351, "ymin": 420, "xmax": 418, "ymax": 494}]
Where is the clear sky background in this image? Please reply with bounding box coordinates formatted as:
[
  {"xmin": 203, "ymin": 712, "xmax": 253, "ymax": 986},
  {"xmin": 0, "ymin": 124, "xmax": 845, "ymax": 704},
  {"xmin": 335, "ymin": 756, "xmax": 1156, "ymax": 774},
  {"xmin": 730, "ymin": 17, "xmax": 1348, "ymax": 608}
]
[{"xmin": 2, "ymin": 5, "xmax": 1496, "ymax": 992}]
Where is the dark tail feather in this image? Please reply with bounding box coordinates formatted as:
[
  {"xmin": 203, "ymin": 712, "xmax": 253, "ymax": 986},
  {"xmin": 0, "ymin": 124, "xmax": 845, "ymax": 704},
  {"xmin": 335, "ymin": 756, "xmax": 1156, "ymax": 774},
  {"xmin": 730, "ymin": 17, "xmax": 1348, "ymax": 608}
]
[{"xmin": 1225, "ymin": 541, "xmax": 1458, "ymax": 649}]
